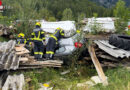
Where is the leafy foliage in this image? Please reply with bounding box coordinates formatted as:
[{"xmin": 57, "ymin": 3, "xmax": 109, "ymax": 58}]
[
  {"xmin": 114, "ymin": 0, "xmax": 129, "ymax": 33},
  {"xmin": 62, "ymin": 8, "xmax": 73, "ymax": 20}
]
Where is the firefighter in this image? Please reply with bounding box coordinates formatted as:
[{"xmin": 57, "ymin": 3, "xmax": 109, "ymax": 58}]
[
  {"xmin": 31, "ymin": 22, "xmax": 45, "ymax": 60},
  {"xmin": 16, "ymin": 33, "xmax": 27, "ymax": 44},
  {"xmin": 46, "ymin": 27, "xmax": 64, "ymax": 59}
]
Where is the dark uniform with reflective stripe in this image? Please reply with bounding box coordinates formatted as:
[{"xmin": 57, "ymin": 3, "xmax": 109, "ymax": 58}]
[
  {"xmin": 31, "ymin": 27, "xmax": 45, "ymax": 59},
  {"xmin": 46, "ymin": 29, "xmax": 64, "ymax": 59},
  {"xmin": 16, "ymin": 37, "xmax": 27, "ymax": 44}
]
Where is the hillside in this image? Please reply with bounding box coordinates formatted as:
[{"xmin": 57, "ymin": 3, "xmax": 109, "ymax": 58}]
[{"xmin": 90, "ymin": 0, "xmax": 130, "ymax": 8}]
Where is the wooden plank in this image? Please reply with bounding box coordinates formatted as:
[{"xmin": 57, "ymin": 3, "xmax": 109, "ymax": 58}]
[
  {"xmin": 16, "ymin": 49, "xmax": 30, "ymax": 55},
  {"xmin": 98, "ymin": 54, "xmax": 119, "ymax": 62},
  {"xmin": 19, "ymin": 65, "xmax": 61, "ymax": 69},
  {"xmin": 88, "ymin": 45, "xmax": 108, "ymax": 86},
  {"xmin": 19, "ymin": 57, "xmax": 29, "ymax": 62},
  {"xmin": 15, "ymin": 44, "xmax": 25, "ymax": 51}
]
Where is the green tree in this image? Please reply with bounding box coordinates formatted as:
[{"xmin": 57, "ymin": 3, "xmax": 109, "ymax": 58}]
[
  {"xmin": 78, "ymin": 13, "xmax": 85, "ymax": 22},
  {"xmin": 114, "ymin": 0, "xmax": 129, "ymax": 33},
  {"xmin": 62, "ymin": 8, "xmax": 73, "ymax": 20},
  {"xmin": 48, "ymin": 17, "xmax": 56, "ymax": 21},
  {"xmin": 38, "ymin": 8, "xmax": 52, "ymax": 20}
]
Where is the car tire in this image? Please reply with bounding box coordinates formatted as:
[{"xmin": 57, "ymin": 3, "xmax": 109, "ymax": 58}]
[{"xmin": 109, "ymin": 34, "xmax": 130, "ymax": 50}]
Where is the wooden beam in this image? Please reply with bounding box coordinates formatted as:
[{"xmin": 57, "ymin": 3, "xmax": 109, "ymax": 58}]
[{"xmin": 88, "ymin": 45, "xmax": 108, "ymax": 86}]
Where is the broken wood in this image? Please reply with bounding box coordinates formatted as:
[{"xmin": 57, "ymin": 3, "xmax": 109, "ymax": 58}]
[{"xmin": 88, "ymin": 45, "xmax": 108, "ymax": 86}]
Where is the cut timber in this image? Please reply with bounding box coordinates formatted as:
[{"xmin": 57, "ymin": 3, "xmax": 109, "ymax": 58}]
[
  {"xmin": 19, "ymin": 57, "xmax": 29, "ymax": 62},
  {"xmin": 15, "ymin": 44, "xmax": 29, "ymax": 55},
  {"xmin": 20, "ymin": 60, "xmax": 63, "ymax": 68},
  {"xmin": 16, "ymin": 48, "xmax": 29, "ymax": 55},
  {"xmin": 21, "ymin": 60, "xmax": 63, "ymax": 65},
  {"xmin": 15, "ymin": 44, "xmax": 25, "ymax": 51},
  {"xmin": 88, "ymin": 45, "xmax": 108, "ymax": 86}
]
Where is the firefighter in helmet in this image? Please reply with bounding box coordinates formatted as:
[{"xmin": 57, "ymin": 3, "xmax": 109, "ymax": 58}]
[
  {"xmin": 16, "ymin": 33, "xmax": 27, "ymax": 44},
  {"xmin": 31, "ymin": 22, "xmax": 45, "ymax": 60},
  {"xmin": 46, "ymin": 27, "xmax": 64, "ymax": 59}
]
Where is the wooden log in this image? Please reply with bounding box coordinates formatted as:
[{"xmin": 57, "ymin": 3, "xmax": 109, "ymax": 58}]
[{"xmin": 88, "ymin": 45, "xmax": 108, "ymax": 86}]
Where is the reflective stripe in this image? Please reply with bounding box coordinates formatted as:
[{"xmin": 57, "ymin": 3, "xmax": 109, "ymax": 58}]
[
  {"xmin": 38, "ymin": 31, "xmax": 40, "ymax": 39},
  {"xmin": 31, "ymin": 32, "xmax": 35, "ymax": 35},
  {"xmin": 42, "ymin": 37, "xmax": 45, "ymax": 40},
  {"xmin": 29, "ymin": 42, "xmax": 32, "ymax": 45},
  {"xmin": 46, "ymin": 51, "xmax": 54, "ymax": 54},
  {"xmin": 53, "ymin": 30, "xmax": 58, "ymax": 35},
  {"xmin": 60, "ymin": 30, "xmax": 64, "ymax": 36},
  {"xmin": 24, "ymin": 39, "xmax": 27, "ymax": 44},
  {"xmin": 32, "ymin": 31, "xmax": 45, "ymax": 41},
  {"xmin": 61, "ymin": 33, "xmax": 64, "ymax": 36},
  {"xmin": 49, "ymin": 51, "xmax": 54, "ymax": 54},
  {"xmin": 18, "ymin": 41, "xmax": 20, "ymax": 44},
  {"xmin": 34, "ymin": 52, "xmax": 39, "ymax": 54},
  {"xmin": 39, "ymin": 52, "xmax": 43, "ymax": 55},
  {"xmin": 46, "ymin": 51, "xmax": 50, "ymax": 54},
  {"xmin": 50, "ymin": 35, "xmax": 58, "ymax": 41},
  {"xmin": 41, "ymin": 31, "xmax": 44, "ymax": 34},
  {"xmin": 33, "ymin": 38, "xmax": 42, "ymax": 41},
  {"xmin": 31, "ymin": 38, "xmax": 34, "ymax": 40}
]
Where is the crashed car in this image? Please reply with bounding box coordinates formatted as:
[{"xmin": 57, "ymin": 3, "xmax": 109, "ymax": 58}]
[{"xmin": 41, "ymin": 21, "xmax": 85, "ymax": 57}]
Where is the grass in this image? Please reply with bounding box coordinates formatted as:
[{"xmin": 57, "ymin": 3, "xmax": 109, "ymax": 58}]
[
  {"xmin": 17, "ymin": 65, "xmax": 129, "ymax": 90},
  {"xmin": 90, "ymin": 67, "xmax": 130, "ymax": 90},
  {"xmin": 20, "ymin": 66, "xmax": 96, "ymax": 90},
  {"xmin": 0, "ymin": 37, "xmax": 9, "ymax": 42}
]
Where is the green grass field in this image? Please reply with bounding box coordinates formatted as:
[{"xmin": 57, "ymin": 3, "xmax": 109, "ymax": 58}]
[{"xmin": 18, "ymin": 66, "xmax": 130, "ymax": 90}]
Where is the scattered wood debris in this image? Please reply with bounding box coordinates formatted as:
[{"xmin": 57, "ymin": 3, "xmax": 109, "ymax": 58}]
[
  {"xmin": 0, "ymin": 40, "xmax": 63, "ymax": 71},
  {"xmin": 88, "ymin": 45, "xmax": 108, "ymax": 86}
]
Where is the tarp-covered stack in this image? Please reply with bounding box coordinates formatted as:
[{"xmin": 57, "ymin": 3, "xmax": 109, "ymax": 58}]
[
  {"xmin": 41, "ymin": 21, "xmax": 76, "ymax": 37},
  {"xmin": 83, "ymin": 17, "xmax": 115, "ymax": 32}
]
